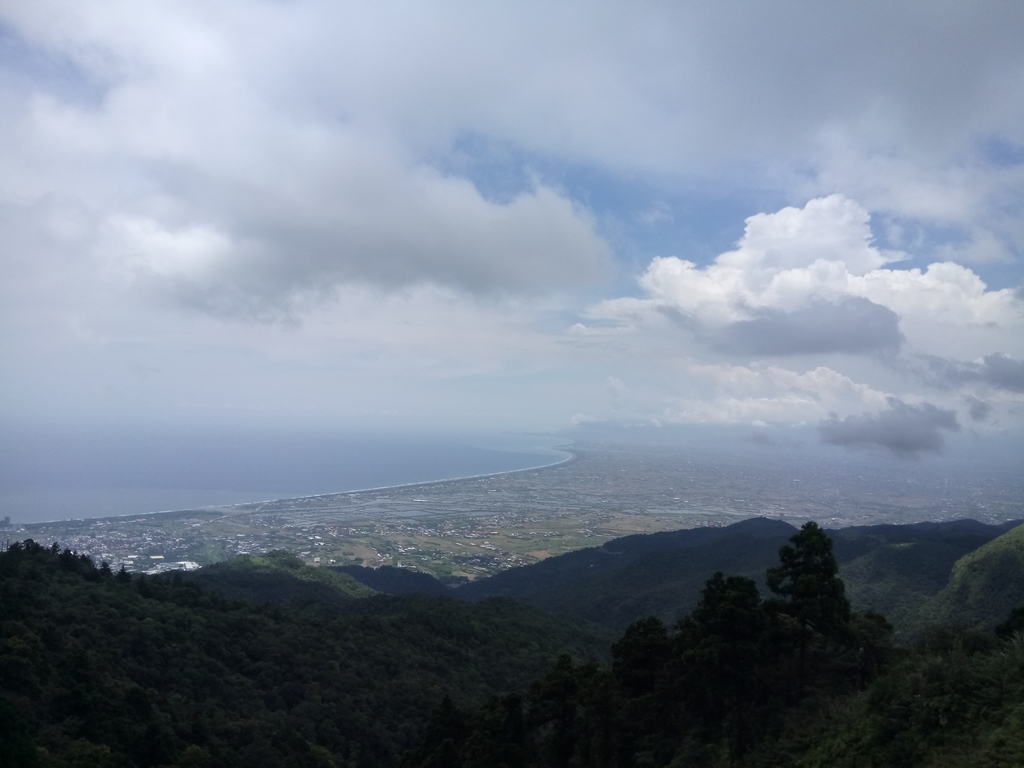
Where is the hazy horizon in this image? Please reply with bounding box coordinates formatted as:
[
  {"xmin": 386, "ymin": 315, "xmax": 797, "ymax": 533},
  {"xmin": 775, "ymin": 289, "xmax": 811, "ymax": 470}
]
[
  {"xmin": 0, "ymin": 428, "xmax": 575, "ymax": 524},
  {"xmin": 2, "ymin": 422, "xmax": 1020, "ymax": 526}
]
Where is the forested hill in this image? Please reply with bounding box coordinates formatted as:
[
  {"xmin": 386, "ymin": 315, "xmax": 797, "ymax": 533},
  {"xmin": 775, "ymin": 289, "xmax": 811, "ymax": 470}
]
[
  {"xmin": 401, "ymin": 522, "xmax": 1024, "ymax": 768},
  {"xmin": 3, "ymin": 523, "xmax": 1024, "ymax": 768},
  {"xmin": 0, "ymin": 541, "xmax": 611, "ymax": 768},
  {"xmin": 457, "ymin": 517, "xmax": 797, "ymax": 630},
  {"xmin": 448, "ymin": 517, "xmax": 1021, "ymax": 635},
  {"xmin": 459, "ymin": 518, "xmax": 795, "ymax": 599},
  {"xmin": 919, "ymin": 520, "xmax": 1024, "ymax": 630},
  {"xmin": 331, "ymin": 564, "xmax": 454, "ymax": 597},
  {"xmin": 182, "ymin": 550, "xmax": 378, "ymax": 605},
  {"xmin": 835, "ymin": 518, "xmax": 1019, "ymax": 638}
]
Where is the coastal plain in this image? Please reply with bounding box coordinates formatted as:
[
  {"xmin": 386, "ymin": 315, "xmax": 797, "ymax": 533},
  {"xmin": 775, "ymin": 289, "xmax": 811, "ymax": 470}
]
[{"xmin": 8, "ymin": 441, "xmax": 1023, "ymax": 578}]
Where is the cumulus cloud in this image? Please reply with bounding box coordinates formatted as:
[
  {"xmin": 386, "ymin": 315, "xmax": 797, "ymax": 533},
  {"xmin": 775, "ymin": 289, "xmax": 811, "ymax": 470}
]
[
  {"xmin": 804, "ymin": 133, "xmax": 1024, "ymax": 268},
  {"xmin": 631, "ymin": 195, "xmax": 904, "ymax": 324},
  {"xmin": 716, "ymin": 297, "xmax": 902, "ymax": 356},
  {"xmin": 819, "ymin": 398, "xmax": 960, "ymax": 457},
  {"xmin": 591, "ymin": 195, "xmax": 1024, "ymax": 360},
  {"xmin": 656, "ymin": 363, "xmax": 891, "ymax": 426}
]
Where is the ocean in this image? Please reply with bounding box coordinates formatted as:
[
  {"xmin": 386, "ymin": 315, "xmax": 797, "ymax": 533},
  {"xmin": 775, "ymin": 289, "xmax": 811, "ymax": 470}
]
[{"xmin": 0, "ymin": 428, "xmax": 570, "ymax": 524}]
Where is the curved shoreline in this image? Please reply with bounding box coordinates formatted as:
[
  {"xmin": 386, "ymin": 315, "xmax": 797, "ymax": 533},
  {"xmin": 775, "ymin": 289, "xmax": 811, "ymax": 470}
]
[
  {"xmin": 226, "ymin": 445, "xmax": 579, "ymax": 510},
  {"xmin": 21, "ymin": 444, "xmax": 578, "ymax": 527}
]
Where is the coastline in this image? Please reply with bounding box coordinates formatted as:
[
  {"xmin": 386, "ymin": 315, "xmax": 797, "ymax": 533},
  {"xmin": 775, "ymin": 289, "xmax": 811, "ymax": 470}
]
[
  {"xmin": 18, "ymin": 444, "xmax": 578, "ymax": 529},
  {"xmin": 226, "ymin": 445, "xmax": 578, "ymax": 509}
]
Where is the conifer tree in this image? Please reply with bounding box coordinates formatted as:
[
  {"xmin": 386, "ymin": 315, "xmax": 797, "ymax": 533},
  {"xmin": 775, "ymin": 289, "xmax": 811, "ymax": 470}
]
[{"xmin": 766, "ymin": 521, "xmax": 850, "ymax": 690}]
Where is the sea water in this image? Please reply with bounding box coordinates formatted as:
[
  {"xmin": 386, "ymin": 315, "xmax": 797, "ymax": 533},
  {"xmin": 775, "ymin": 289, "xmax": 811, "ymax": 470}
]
[{"xmin": 0, "ymin": 428, "xmax": 570, "ymax": 524}]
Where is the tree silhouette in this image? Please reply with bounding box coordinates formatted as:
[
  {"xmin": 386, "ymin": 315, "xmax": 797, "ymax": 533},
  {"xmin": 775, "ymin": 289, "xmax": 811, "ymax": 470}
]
[
  {"xmin": 766, "ymin": 521, "xmax": 850, "ymax": 690},
  {"xmin": 679, "ymin": 572, "xmax": 768, "ymax": 757}
]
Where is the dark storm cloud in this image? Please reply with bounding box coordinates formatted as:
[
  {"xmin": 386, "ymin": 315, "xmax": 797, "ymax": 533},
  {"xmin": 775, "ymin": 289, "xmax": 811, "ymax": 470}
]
[
  {"xmin": 818, "ymin": 398, "xmax": 960, "ymax": 457},
  {"xmin": 716, "ymin": 297, "xmax": 903, "ymax": 356},
  {"xmin": 981, "ymin": 353, "xmax": 1024, "ymax": 392},
  {"xmin": 965, "ymin": 396, "xmax": 993, "ymax": 422},
  {"xmin": 748, "ymin": 430, "xmax": 773, "ymax": 446},
  {"xmin": 911, "ymin": 353, "xmax": 1024, "ymax": 393},
  {"xmin": 906, "ymin": 355, "xmax": 975, "ymax": 389}
]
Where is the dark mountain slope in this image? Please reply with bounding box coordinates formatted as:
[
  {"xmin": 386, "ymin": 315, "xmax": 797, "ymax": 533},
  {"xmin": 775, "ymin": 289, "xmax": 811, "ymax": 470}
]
[
  {"xmin": 458, "ymin": 518, "xmax": 797, "ymax": 629},
  {"xmin": 831, "ymin": 518, "xmax": 1020, "ymax": 572},
  {"xmin": 455, "ymin": 517, "xmax": 1019, "ymax": 633},
  {"xmin": 528, "ymin": 523, "xmax": 805, "ymax": 629},
  {"xmin": 332, "ymin": 564, "xmax": 452, "ymax": 596},
  {"xmin": 401, "ymin": 520, "xmax": 1024, "ymax": 768},
  {"xmin": 183, "ymin": 549, "xmax": 376, "ymax": 605},
  {"xmin": 830, "ymin": 519, "xmax": 1021, "ymax": 634},
  {"xmin": 0, "ymin": 541, "xmax": 612, "ymax": 768}
]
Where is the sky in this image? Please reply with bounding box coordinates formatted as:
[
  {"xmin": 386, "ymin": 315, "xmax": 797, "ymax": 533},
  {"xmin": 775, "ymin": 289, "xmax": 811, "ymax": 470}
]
[{"xmin": 2, "ymin": 1, "xmax": 1024, "ymax": 463}]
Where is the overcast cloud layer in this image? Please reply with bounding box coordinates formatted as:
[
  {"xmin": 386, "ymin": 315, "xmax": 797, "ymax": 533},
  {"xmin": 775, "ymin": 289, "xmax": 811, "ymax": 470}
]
[{"xmin": 2, "ymin": 1, "xmax": 1024, "ymax": 458}]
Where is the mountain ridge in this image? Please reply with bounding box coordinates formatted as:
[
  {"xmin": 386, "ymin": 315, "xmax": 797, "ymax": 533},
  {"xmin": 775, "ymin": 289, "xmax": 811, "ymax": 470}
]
[
  {"xmin": 334, "ymin": 516, "xmax": 1022, "ymax": 634},
  {"xmin": 920, "ymin": 521, "xmax": 1024, "ymax": 630}
]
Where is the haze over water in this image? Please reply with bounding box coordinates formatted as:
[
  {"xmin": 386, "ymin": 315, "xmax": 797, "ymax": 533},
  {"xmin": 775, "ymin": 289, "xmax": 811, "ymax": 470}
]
[{"xmin": 0, "ymin": 430, "xmax": 569, "ymax": 524}]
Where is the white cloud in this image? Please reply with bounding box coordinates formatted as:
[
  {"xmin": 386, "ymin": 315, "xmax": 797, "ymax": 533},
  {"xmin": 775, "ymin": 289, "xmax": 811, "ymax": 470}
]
[
  {"xmin": 591, "ymin": 196, "xmax": 1024, "ymax": 360},
  {"xmin": 657, "ymin": 362, "xmax": 891, "ymax": 425},
  {"xmin": 688, "ymin": 363, "xmax": 889, "ymax": 405},
  {"xmin": 716, "ymin": 195, "xmax": 902, "ymax": 276},
  {"xmin": 101, "ymin": 217, "xmax": 231, "ymax": 280},
  {"xmin": 934, "ymin": 230, "xmax": 1015, "ymax": 265},
  {"xmin": 4, "ymin": 2, "xmax": 1024, "ymax": 312},
  {"xmin": 94, "ymin": 169, "xmax": 612, "ymax": 317},
  {"xmin": 802, "ymin": 130, "xmax": 1024, "ymax": 264},
  {"xmin": 633, "ymin": 195, "xmax": 902, "ymax": 324},
  {"xmin": 2, "ymin": 2, "xmax": 616, "ymax": 318},
  {"xmin": 849, "ymin": 262, "xmax": 1023, "ymax": 357},
  {"xmin": 2, "ymin": 1, "xmax": 1024, "ymax": 439}
]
